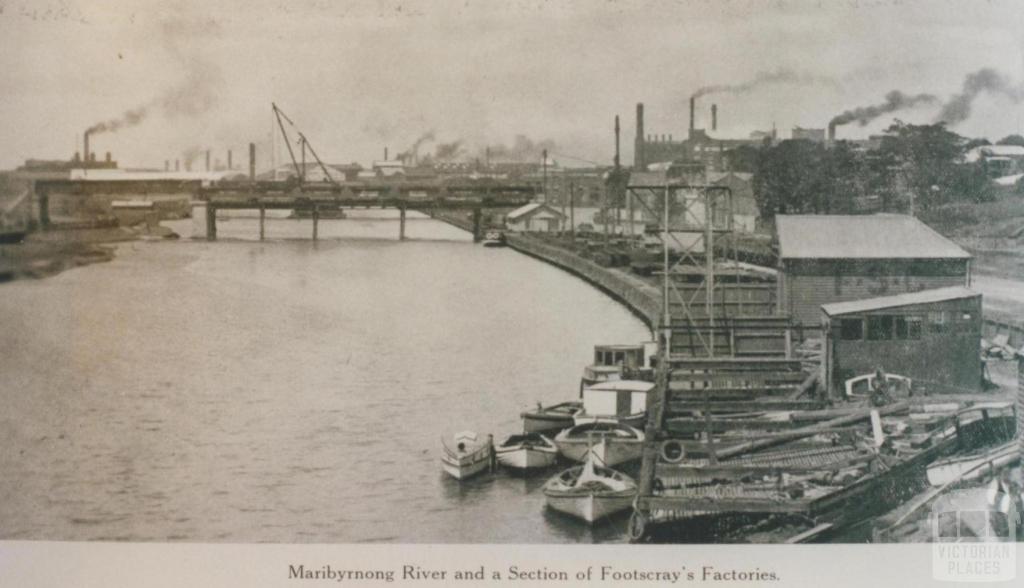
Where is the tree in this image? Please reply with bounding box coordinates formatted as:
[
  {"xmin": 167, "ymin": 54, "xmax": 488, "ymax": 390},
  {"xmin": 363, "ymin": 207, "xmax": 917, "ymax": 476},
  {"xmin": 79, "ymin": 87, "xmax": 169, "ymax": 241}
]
[
  {"xmin": 997, "ymin": 134, "xmax": 1024, "ymax": 147},
  {"xmin": 964, "ymin": 137, "xmax": 992, "ymax": 150},
  {"xmin": 725, "ymin": 144, "xmax": 760, "ymax": 174},
  {"xmin": 878, "ymin": 121, "xmax": 971, "ymax": 210}
]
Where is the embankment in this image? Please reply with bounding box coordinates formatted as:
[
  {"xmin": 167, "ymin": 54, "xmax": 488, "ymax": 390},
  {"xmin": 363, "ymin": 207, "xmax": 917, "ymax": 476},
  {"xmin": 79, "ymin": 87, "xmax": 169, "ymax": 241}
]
[
  {"xmin": 504, "ymin": 234, "xmax": 661, "ymax": 332},
  {"xmin": 503, "ymin": 233, "xmax": 1024, "ymax": 349}
]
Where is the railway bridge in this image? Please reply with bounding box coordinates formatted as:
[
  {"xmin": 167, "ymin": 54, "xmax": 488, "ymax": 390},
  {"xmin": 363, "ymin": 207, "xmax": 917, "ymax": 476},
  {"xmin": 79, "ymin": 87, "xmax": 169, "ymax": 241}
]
[{"xmin": 32, "ymin": 178, "xmax": 537, "ymax": 242}]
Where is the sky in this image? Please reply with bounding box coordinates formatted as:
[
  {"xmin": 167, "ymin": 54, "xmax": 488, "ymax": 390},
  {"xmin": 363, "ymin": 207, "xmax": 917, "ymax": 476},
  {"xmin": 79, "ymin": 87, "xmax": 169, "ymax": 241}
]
[{"xmin": 0, "ymin": 0, "xmax": 1023, "ymax": 171}]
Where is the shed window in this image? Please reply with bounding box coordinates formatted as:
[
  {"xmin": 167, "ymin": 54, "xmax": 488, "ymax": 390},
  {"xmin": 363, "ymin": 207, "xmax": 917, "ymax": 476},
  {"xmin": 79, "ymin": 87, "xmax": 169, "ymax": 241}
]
[
  {"xmin": 929, "ymin": 311, "xmax": 948, "ymax": 333},
  {"xmin": 839, "ymin": 318, "xmax": 864, "ymax": 340},
  {"xmin": 867, "ymin": 315, "xmax": 894, "ymax": 340}
]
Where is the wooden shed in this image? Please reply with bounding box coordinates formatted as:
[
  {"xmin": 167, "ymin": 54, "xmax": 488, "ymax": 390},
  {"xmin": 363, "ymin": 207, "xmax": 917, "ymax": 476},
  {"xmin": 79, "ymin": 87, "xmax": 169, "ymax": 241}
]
[
  {"xmin": 775, "ymin": 214, "xmax": 971, "ymax": 330},
  {"xmin": 822, "ymin": 286, "xmax": 982, "ymax": 396}
]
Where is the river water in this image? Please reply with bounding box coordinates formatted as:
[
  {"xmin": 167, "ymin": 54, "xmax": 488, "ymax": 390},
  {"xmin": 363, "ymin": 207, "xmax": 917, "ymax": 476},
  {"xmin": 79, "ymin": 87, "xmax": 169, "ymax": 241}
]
[{"xmin": 0, "ymin": 211, "xmax": 649, "ymax": 543}]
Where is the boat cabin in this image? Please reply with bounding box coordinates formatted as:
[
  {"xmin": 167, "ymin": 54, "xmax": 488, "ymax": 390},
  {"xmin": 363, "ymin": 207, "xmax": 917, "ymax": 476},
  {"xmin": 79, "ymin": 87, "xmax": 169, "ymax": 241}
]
[
  {"xmin": 581, "ymin": 343, "xmax": 655, "ymax": 390},
  {"xmin": 579, "ymin": 380, "xmax": 655, "ymax": 422}
]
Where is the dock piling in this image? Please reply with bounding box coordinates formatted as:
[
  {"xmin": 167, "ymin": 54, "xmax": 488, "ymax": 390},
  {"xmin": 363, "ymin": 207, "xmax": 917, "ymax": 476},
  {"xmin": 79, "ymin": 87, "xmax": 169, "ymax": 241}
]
[
  {"xmin": 312, "ymin": 206, "xmax": 319, "ymax": 241},
  {"xmin": 259, "ymin": 205, "xmax": 265, "ymax": 241},
  {"xmin": 472, "ymin": 208, "xmax": 482, "ymax": 242},
  {"xmin": 206, "ymin": 204, "xmax": 217, "ymax": 240},
  {"xmin": 399, "ymin": 207, "xmax": 406, "ymax": 240}
]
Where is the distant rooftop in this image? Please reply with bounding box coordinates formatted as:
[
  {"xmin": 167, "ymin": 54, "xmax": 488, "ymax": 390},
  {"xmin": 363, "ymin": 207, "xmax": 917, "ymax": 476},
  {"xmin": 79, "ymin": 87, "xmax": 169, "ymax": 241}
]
[
  {"xmin": 776, "ymin": 214, "xmax": 971, "ymax": 260},
  {"xmin": 822, "ymin": 286, "xmax": 979, "ymax": 316}
]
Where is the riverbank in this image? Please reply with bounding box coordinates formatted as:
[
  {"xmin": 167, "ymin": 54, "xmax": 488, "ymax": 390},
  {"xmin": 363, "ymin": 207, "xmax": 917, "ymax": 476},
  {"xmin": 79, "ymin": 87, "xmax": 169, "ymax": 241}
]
[{"xmin": 0, "ymin": 224, "xmax": 178, "ymax": 282}]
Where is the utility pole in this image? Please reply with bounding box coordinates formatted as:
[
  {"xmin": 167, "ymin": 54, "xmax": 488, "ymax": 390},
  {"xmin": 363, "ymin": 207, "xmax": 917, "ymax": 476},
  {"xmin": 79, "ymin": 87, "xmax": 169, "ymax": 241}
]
[
  {"xmin": 570, "ymin": 181, "xmax": 576, "ymax": 241},
  {"xmin": 542, "ymin": 149, "xmax": 548, "ymax": 204}
]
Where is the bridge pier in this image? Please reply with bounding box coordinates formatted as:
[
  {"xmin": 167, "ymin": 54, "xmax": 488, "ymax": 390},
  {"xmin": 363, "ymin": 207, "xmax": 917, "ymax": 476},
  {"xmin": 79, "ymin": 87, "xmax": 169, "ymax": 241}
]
[
  {"xmin": 206, "ymin": 203, "xmax": 217, "ymax": 240},
  {"xmin": 259, "ymin": 205, "xmax": 266, "ymax": 240},
  {"xmin": 472, "ymin": 208, "xmax": 482, "ymax": 242},
  {"xmin": 312, "ymin": 206, "xmax": 319, "ymax": 241},
  {"xmin": 399, "ymin": 207, "xmax": 406, "ymax": 240}
]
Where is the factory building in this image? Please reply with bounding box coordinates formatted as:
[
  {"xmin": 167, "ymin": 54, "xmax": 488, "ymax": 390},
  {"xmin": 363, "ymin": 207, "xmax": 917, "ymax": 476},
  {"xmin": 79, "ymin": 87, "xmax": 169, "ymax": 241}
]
[
  {"xmin": 775, "ymin": 214, "xmax": 972, "ymax": 330},
  {"xmin": 822, "ymin": 286, "xmax": 982, "ymax": 396},
  {"xmin": 633, "ymin": 101, "xmax": 767, "ymax": 172}
]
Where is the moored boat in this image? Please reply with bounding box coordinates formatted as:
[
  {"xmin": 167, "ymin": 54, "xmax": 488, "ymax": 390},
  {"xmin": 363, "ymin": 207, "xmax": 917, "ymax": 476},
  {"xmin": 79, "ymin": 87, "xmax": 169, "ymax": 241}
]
[
  {"xmin": 580, "ymin": 343, "xmax": 655, "ymax": 392},
  {"xmin": 495, "ymin": 433, "xmax": 559, "ymax": 471},
  {"xmin": 574, "ymin": 379, "xmax": 654, "ymax": 429},
  {"xmin": 521, "ymin": 401, "xmax": 582, "ymax": 434},
  {"xmin": 482, "ymin": 230, "xmax": 506, "ymax": 247},
  {"xmin": 543, "ymin": 453, "xmax": 638, "ymax": 523},
  {"xmin": 554, "ymin": 421, "xmax": 645, "ymax": 467},
  {"xmin": 441, "ymin": 431, "xmax": 494, "ymax": 480}
]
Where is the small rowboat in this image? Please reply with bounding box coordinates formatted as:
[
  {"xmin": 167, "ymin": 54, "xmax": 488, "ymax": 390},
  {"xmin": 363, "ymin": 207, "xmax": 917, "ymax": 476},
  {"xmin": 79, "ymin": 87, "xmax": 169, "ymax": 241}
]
[
  {"xmin": 543, "ymin": 453, "xmax": 638, "ymax": 523},
  {"xmin": 441, "ymin": 431, "xmax": 494, "ymax": 480},
  {"xmin": 495, "ymin": 433, "xmax": 559, "ymax": 471},
  {"xmin": 520, "ymin": 401, "xmax": 582, "ymax": 434},
  {"xmin": 554, "ymin": 421, "xmax": 644, "ymax": 467}
]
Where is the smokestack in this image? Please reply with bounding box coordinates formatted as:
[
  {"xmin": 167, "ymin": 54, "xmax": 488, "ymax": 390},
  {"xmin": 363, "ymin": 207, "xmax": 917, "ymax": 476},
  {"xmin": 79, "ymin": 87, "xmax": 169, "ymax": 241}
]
[
  {"xmin": 828, "ymin": 122, "xmax": 837, "ymax": 141},
  {"xmin": 689, "ymin": 96, "xmax": 696, "ymax": 133},
  {"xmin": 614, "ymin": 115, "xmax": 620, "ymax": 168},
  {"xmin": 105, "ymin": 152, "xmax": 111, "ymax": 163},
  {"xmin": 711, "ymin": 104, "xmax": 718, "ymax": 131},
  {"xmin": 228, "ymin": 150, "xmax": 233, "ymax": 170},
  {"xmin": 384, "ymin": 146, "xmax": 389, "ymax": 161},
  {"xmin": 635, "ymin": 103, "xmax": 645, "ymax": 169},
  {"xmin": 249, "ymin": 143, "xmax": 256, "ymax": 182},
  {"xmin": 205, "ymin": 150, "xmax": 211, "ymax": 172},
  {"xmin": 83, "ymin": 131, "xmax": 90, "ymax": 164},
  {"xmin": 175, "ymin": 159, "xmax": 180, "ymax": 172},
  {"xmin": 164, "ymin": 160, "xmax": 169, "ymax": 171}
]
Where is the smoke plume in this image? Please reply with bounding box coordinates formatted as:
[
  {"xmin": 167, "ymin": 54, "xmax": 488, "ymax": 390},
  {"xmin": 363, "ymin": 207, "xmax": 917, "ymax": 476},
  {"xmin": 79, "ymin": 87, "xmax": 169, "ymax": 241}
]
[
  {"xmin": 84, "ymin": 14, "xmax": 224, "ymax": 137},
  {"xmin": 830, "ymin": 90, "xmax": 938, "ymax": 128},
  {"xmin": 935, "ymin": 68, "xmax": 1024, "ymax": 125},
  {"xmin": 693, "ymin": 68, "xmax": 836, "ymax": 98},
  {"xmin": 479, "ymin": 135, "xmax": 556, "ymax": 163},
  {"xmin": 396, "ymin": 131, "xmax": 436, "ymax": 163}
]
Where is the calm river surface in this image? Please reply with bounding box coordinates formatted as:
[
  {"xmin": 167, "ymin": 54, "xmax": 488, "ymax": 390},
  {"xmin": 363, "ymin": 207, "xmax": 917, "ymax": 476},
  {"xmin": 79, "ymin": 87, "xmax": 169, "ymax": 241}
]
[{"xmin": 0, "ymin": 212, "xmax": 648, "ymax": 543}]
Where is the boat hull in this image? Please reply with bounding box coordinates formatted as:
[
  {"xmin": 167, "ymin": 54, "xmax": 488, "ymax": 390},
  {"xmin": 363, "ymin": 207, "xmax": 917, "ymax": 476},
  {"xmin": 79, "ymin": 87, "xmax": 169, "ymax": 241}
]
[
  {"xmin": 523, "ymin": 414, "xmax": 575, "ymax": 434},
  {"xmin": 544, "ymin": 491, "xmax": 636, "ymax": 523},
  {"xmin": 556, "ymin": 437, "xmax": 643, "ymax": 467},
  {"xmin": 496, "ymin": 447, "xmax": 558, "ymax": 470},
  {"xmin": 441, "ymin": 453, "xmax": 492, "ymax": 480}
]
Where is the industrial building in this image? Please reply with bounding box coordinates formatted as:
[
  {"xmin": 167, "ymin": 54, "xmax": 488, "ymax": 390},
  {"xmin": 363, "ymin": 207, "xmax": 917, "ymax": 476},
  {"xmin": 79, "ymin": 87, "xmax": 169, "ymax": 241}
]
[
  {"xmin": 821, "ymin": 286, "xmax": 982, "ymax": 396},
  {"xmin": 632, "ymin": 100, "xmax": 766, "ymax": 172},
  {"xmin": 775, "ymin": 214, "xmax": 972, "ymax": 330},
  {"xmin": 505, "ymin": 202, "xmax": 565, "ymax": 233}
]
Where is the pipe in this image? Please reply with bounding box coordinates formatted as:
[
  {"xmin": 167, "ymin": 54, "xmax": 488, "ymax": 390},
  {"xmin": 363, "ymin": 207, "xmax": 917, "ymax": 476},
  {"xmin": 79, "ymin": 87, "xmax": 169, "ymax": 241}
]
[
  {"xmin": 83, "ymin": 131, "xmax": 90, "ymax": 164},
  {"xmin": 712, "ymin": 104, "xmax": 718, "ymax": 131},
  {"xmin": 614, "ymin": 115, "xmax": 620, "ymax": 168},
  {"xmin": 828, "ymin": 122, "xmax": 837, "ymax": 141},
  {"xmin": 228, "ymin": 150, "xmax": 233, "ymax": 170},
  {"xmin": 205, "ymin": 150, "xmax": 211, "ymax": 172}
]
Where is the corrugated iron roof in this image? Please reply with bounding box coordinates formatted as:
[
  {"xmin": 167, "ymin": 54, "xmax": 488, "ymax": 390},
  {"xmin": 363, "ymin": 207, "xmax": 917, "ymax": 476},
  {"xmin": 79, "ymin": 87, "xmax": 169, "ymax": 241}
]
[
  {"xmin": 821, "ymin": 286, "xmax": 978, "ymax": 316},
  {"xmin": 506, "ymin": 202, "xmax": 565, "ymax": 220},
  {"xmin": 776, "ymin": 214, "xmax": 971, "ymax": 259}
]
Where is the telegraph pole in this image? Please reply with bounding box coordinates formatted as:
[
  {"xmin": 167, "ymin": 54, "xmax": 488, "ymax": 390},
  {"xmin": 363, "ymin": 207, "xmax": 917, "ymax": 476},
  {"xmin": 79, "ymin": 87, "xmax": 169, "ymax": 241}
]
[{"xmin": 542, "ymin": 149, "xmax": 548, "ymax": 204}]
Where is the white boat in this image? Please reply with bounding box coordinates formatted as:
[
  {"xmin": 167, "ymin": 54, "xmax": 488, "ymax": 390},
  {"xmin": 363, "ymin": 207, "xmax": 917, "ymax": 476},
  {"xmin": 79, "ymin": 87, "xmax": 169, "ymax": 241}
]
[
  {"xmin": 495, "ymin": 433, "xmax": 559, "ymax": 471},
  {"xmin": 554, "ymin": 421, "xmax": 644, "ymax": 467},
  {"xmin": 574, "ymin": 379, "xmax": 654, "ymax": 429},
  {"xmin": 441, "ymin": 431, "xmax": 493, "ymax": 480},
  {"xmin": 520, "ymin": 401, "xmax": 582, "ymax": 434},
  {"xmin": 579, "ymin": 343, "xmax": 655, "ymax": 392},
  {"xmin": 543, "ymin": 452, "xmax": 638, "ymax": 523}
]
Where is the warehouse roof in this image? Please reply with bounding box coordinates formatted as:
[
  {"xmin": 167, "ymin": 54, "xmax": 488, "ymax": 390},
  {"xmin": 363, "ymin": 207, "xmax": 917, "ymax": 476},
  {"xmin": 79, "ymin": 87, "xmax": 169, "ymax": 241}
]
[
  {"xmin": 822, "ymin": 286, "xmax": 979, "ymax": 316},
  {"xmin": 776, "ymin": 214, "xmax": 971, "ymax": 259}
]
